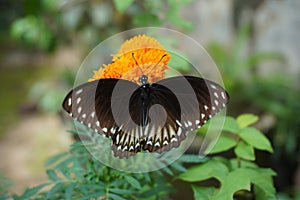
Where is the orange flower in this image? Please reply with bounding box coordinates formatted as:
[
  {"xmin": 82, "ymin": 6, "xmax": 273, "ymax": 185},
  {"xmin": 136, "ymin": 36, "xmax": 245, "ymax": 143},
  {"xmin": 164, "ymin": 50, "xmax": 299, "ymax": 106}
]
[{"xmin": 88, "ymin": 35, "xmax": 171, "ymax": 84}]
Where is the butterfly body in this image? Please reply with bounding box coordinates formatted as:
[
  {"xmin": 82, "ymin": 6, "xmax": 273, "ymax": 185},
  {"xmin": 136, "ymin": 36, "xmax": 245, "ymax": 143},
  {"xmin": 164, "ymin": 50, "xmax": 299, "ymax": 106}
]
[{"xmin": 63, "ymin": 76, "xmax": 229, "ymax": 158}]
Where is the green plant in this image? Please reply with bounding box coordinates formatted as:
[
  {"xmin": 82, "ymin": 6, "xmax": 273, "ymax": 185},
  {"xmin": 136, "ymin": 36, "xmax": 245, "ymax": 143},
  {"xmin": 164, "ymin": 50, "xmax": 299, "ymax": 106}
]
[
  {"xmin": 208, "ymin": 25, "xmax": 298, "ymax": 196},
  {"xmin": 177, "ymin": 114, "xmax": 276, "ymax": 199},
  {"xmin": 3, "ymin": 114, "xmax": 276, "ymax": 199}
]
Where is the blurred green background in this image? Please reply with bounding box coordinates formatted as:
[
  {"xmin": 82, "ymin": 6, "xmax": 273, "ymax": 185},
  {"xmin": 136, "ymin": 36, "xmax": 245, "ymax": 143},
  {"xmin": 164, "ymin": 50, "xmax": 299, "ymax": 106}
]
[{"xmin": 0, "ymin": 0, "xmax": 299, "ymax": 198}]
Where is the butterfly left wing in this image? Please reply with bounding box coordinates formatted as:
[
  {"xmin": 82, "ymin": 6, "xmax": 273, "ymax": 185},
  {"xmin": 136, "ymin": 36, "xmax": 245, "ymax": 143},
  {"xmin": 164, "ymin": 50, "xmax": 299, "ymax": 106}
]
[{"xmin": 62, "ymin": 79, "xmax": 139, "ymax": 139}]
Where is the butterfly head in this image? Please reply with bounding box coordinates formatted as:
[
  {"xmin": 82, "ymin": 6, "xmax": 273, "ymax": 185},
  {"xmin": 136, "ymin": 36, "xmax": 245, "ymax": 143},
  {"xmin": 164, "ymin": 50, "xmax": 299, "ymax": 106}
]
[{"xmin": 139, "ymin": 75, "xmax": 148, "ymax": 85}]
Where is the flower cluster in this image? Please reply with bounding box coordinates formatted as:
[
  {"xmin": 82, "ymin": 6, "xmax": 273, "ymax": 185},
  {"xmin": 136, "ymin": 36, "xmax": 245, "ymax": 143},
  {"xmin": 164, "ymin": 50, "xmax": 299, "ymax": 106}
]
[{"xmin": 88, "ymin": 35, "xmax": 171, "ymax": 84}]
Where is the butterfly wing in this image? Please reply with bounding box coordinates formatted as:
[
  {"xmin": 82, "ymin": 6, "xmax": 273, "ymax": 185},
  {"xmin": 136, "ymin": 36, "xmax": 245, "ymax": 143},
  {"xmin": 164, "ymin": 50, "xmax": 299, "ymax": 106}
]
[
  {"xmin": 63, "ymin": 76, "xmax": 229, "ymax": 158},
  {"xmin": 138, "ymin": 76, "xmax": 229, "ymax": 153},
  {"xmin": 62, "ymin": 79, "xmax": 139, "ymax": 140}
]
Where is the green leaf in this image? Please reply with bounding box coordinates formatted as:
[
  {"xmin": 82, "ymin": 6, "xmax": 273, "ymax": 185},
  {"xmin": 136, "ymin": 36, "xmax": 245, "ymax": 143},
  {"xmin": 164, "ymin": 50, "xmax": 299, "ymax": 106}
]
[
  {"xmin": 239, "ymin": 127, "xmax": 273, "ymax": 153},
  {"xmin": 125, "ymin": 176, "xmax": 141, "ymax": 189},
  {"xmin": 46, "ymin": 169, "xmax": 60, "ymax": 181},
  {"xmin": 109, "ymin": 193, "xmax": 127, "ymax": 200},
  {"xmin": 192, "ymin": 185, "xmax": 217, "ymax": 200},
  {"xmin": 65, "ymin": 184, "xmax": 75, "ymax": 199},
  {"xmin": 162, "ymin": 166, "xmax": 174, "ymax": 176},
  {"xmin": 46, "ymin": 183, "xmax": 63, "ymax": 199},
  {"xmin": 178, "ymin": 154, "xmax": 208, "ymax": 163},
  {"xmin": 253, "ymin": 185, "xmax": 275, "ymax": 200},
  {"xmin": 17, "ymin": 183, "xmax": 48, "ymax": 199},
  {"xmin": 213, "ymin": 168, "xmax": 251, "ymax": 200},
  {"xmin": 170, "ymin": 162, "xmax": 186, "ymax": 172},
  {"xmin": 234, "ymin": 141, "xmax": 255, "ymax": 161},
  {"xmin": 205, "ymin": 135, "xmax": 237, "ymax": 154},
  {"xmin": 44, "ymin": 152, "xmax": 68, "ymax": 167},
  {"xmin": 110, "ymin": 188, "xmax": 135, "ymax": 195},
  {"xmin": 81, "ymin": 192, "xmax": 106, "ymax": 200},
  {"xmin": 177, "ymin": 158, "xmax": 229, "ymax": 182},
  {"xmin": 237, "ymin": 114, "xmax": 259, "ymax": 128},
  {"xmin": 223, "ymin": 116, "xmax": 240, "ymax": 133},
  {"xmin": 251, "ymin": 168, "xmax": 276, "ymax": 199},
  {"xmin": 244, "ymin": 168, "xmax": 277, "ymax": 199},
  {"xmin": 113, "ymin": 0, "xmax": 134, "ymax": 12}
]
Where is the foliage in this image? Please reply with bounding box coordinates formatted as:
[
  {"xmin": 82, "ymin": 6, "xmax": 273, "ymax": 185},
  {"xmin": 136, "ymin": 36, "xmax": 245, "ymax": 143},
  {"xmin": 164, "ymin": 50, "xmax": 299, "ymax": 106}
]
[
  {"xmin": 0, "ymin": 174, "xmax": 13, "ymax": 200},
  {"xmin": 9, "ymin": 0, "xmax": 195, "ymax": 51},
  {"xmin": 208, "ymin": 25, "xmax": 300, "ymax": 196},
  {"xmin": 178, "ymin": 114, "xmax": 277, "ymax": 199},
  {"xmin": 207, "ymin": 25, "xmax": 282, "ymax": 92},
  {"xmin": 2, "ymin": 114, "xmax": 277, "ymax": 199},
  {"xmin": 247, "ymin": 76, "xmax": 300, "ymax": 156}
]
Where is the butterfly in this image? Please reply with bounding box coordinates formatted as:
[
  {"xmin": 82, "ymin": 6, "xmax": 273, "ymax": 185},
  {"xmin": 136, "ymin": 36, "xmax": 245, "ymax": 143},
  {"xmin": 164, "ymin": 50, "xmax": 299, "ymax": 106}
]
[{"xmin": 63, "ymin": 75, "xmax": 229, "ymax": 158}]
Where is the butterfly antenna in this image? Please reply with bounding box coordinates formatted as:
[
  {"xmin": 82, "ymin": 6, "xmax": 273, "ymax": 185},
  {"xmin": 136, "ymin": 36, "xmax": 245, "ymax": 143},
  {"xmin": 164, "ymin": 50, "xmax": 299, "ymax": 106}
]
[
  {"xmin": 147, "ymin": 54, "xmax": 167, "ymax": 75},
  {"xmin": 132, "ymin": 53, "xmax": 144, "ymax": 75}
]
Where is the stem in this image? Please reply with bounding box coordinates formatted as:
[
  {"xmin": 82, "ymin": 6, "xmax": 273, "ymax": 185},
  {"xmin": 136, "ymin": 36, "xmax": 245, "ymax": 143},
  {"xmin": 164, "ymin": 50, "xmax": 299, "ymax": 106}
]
[
  {"xmin": 237, "ymin": 156, "xmax": 241, "ymax": 168},
  {"xmin": 105, "ymin": 167, "xmax": 110, "ymax": 200}
]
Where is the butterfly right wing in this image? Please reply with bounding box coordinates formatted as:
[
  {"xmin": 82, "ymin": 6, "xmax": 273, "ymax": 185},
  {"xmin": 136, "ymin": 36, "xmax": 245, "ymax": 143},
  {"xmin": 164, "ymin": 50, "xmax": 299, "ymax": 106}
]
[{"xmin": 135, "ymin": 76, "xmax": 229, "ymax": 154}]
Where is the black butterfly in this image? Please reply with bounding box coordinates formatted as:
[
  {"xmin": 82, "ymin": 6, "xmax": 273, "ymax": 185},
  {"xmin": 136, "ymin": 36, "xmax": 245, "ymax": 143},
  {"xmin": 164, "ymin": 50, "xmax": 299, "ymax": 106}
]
[{"xmin": 63, "ymin": 75, "xmax": 229, "ymax": 158}]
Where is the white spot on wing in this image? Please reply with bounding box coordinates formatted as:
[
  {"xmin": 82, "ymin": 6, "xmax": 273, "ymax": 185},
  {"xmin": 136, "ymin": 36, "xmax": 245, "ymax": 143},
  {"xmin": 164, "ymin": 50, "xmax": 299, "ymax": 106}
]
[
  {"xmin": 176, "ymin": 120, "xmax": 182, "ymax": 126},
  {"xmin": 111, "ymin": 127, "xmax": 116, "ymax": 134},
  {"xmin": 171, "ymin": 137, "xmax": 178, "ymax": 143},
  {"xmin": 201, "ymin": 113, "xmax": 205, "ymax": 119},
  {"xmin": 129, "ymin": 146, "xmax": 134, "ymax": 151},
  {"xmin": 154, "ymin": 141, "xmax": 160, "ymax": 147},
  {"xmin": 214, "ymin": 99, "xmax": 219, "ymax": 106},
  {"xmin": 204, "ymin": 105, "xmax": 209, "ymax": 110},
  {"xmin": 195, "ymin": 120, "xmax": 200, "ymax": 125},
  {"xmin": 96, "ymin": 121, "xmax": 100, "ymax": 127},
  {"xmin": 184, "ymin": 122, "xmax": 189, "ymax": 128},
  {"xmin": 76, "ymin": 89, "xmax": 83, "ymax": 95},
  {"xmin": 76, "ymin": 97, "xmax": 81, "ymax": 104},
  {"xmin": 146, "ymin": 140, "xmax": 153, "ymax": 145},
  {"xmin": 118, "ymin": 125, "xmax": 123, "ymax": 131},
  {"xmin": 68, "ymin": 98, "xmax": 72, "ymax": 106},
  {"xmin": 77, "ymin": 107, "xmax": 82, "ymax": 114},
  {"xmin": 122, "ymin": 146, "xmax": 128, "ymax": 151},
  {"xmin": 177, "ymin": 128, "xmax": 182, "ymax": 136},
  {"xmin": 91, "ymin": 111, "xmax": 95, "ymax": 118},
  {"xmin": 102, "ymin": 127, "xmax": 107, "ymax": 132},
  {"xmin": 221, "ymin": 91, "xmax": 226, "ymax": 99},
  {"xmin": 214, "ymin": 92, "xmax": 219, "ymax": 98},
  {"xmin": 82, "ymin": 113, "xmax": 86, "ymax": 118},
  {"xmin": 116, "ymin": 134, "xmax": 120, "ymax": 144},
  {"xmin": 210, "ymin": 84, "xmax": 217, "ymax": 89}
]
